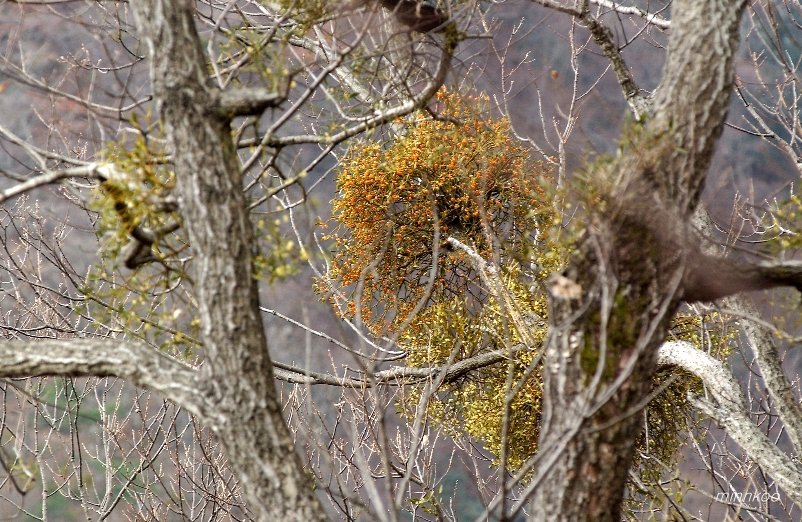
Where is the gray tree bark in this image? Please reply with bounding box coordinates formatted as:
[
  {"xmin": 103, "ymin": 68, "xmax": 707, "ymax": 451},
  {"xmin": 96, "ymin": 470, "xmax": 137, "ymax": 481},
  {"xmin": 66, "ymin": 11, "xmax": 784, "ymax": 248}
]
[
  {"xmin": 531, "ymin": 0, "xmax": 748, "ymax": 519},
  {"xmin": 129, "ymin": 2, "xmax": 328, "ymax": 520},
  {"xmin": 658, "ymin": 341, "xmax": 802, "ymax": 506}
]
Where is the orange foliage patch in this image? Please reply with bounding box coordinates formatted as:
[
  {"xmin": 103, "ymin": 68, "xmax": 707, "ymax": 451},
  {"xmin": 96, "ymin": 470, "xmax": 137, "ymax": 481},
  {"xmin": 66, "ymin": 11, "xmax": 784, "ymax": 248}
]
[{"xmin": 322, "ymin": 89, "xmax": 553, "ymax": 333}]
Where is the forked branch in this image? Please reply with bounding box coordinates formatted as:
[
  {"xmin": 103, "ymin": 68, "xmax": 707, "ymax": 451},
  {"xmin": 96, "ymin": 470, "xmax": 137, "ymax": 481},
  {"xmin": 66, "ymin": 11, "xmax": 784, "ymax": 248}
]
[{"xmin": 658, "ymin": 341, "xmax": 802, "ymax": 506}]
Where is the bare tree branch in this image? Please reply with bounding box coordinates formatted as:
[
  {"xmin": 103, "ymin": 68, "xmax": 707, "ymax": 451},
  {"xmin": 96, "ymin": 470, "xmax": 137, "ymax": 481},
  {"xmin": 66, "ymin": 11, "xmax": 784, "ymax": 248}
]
[
  {"xmin": 589, "ymin": 0, "xmax": 670, "ymax": 29},
  {"xmin": 218, "ymin": 86, "xmax": 287, "ymax": 117},
  {"xmin": 576, "ymin": 2, "xmax": 650, "ymax": 117},
  {"xmin": 530, "ymin": 0, "xmax": 651, "ymax": 117},
  {"xmin": 724, "ymin": 296, "xmax": 802, "ymax": 455},
  {"xmin": 273, "ymin": 348, "xmax": 519, "ymax": 387},
  {"xmin": 0, "ymin": 339, "xmax": 202, "ymax": 415},
  {"xmin": 658, "ymin": 341, "xmax": 802, "ymax": 507},
  {"xmin": 0, "ymin": 164, "xmax": 106, "ymax": 204},
  {"xmin": 695, "ymin": 205, "xmax": 802, "ymax": 458},
  {"xmin": 266, "ymin": 32, "xmax": 456, "ymax": 147},
  {"xmin": 682, "ymin": 255, "xmax": 802, "ymax": 302}
]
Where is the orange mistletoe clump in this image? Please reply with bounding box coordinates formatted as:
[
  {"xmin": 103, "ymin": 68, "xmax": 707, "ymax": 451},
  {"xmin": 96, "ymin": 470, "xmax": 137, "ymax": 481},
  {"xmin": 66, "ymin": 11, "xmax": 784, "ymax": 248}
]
[{"xmin": 323, "ymin": 89, "xmax": 553, "ymax": 332}]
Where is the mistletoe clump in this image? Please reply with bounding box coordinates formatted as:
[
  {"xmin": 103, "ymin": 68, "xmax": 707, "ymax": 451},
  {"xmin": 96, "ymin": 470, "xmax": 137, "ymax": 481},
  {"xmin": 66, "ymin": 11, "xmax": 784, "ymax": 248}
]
[
  {"xmin": 398, "ymin": 265, "xmax": 547, "ymax": 471},
  {"xmin": 322, "ymin": 90, "xmax": 736, "ymax": 489},
  {"xmin": 323, "ymin": 89, "xmax": 554, "ymax": 332}
]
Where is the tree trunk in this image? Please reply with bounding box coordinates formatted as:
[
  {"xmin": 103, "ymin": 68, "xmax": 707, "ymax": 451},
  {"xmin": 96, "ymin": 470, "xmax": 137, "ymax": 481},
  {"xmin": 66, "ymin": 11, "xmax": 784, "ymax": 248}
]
[
  {"xmin": 129, "ymin": 2, "xmax": 328, "ymax": 520},
  {"xmin": 531, "ymin": 1, "xmax": 747, "ymax": 519}
]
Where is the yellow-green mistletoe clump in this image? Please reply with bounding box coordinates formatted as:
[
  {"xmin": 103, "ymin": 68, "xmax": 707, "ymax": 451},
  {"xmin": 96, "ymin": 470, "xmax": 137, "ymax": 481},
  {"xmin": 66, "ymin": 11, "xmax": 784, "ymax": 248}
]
[
  {"xmin": 398, "ymin": 266, "xmax": 548, "ymax": 470},
  {"xmin": 85, "ymin": 127, "xmax": 300, "ymax": 354},
  {"xmin": 91, "ymin": 132, "xmax": 179, "ymax": 263},
  {"xmin": 83, "ymin": 130, "xmax": 196, "ymax": 353}
]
